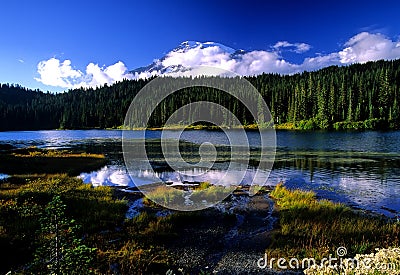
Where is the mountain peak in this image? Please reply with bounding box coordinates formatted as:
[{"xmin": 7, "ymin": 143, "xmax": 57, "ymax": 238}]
[
  {"xmin": 129, "ymin": 41, "xmax": 240, "ymax": 77},
  {"xmin": 173, "ymin": 41, "xmax": 235, "ymax": 54}
]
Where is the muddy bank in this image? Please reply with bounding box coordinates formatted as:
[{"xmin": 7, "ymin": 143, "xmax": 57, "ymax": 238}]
[
  {"xmin": 116, "ymin": 184, "xmax": 287, "ymax": 274},
  {"xmin": 167, "ymin": 193, "xmax": 279, "ymax": 274}
]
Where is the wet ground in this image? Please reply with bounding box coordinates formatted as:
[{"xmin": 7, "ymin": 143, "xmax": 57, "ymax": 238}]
[{"xmin": 119, "ymin": 186, "xmax": 290, "ymax": 274}]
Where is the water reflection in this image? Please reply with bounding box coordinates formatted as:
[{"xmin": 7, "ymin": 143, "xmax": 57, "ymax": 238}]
[
  {"xmin": 280, "ymin": 165, "xmax": 400, "ymax": 218},
  {"xmin": 1, "ymin": 129, "xmax": 400, "ymax": 217},
  {"xmin": 2, "ymin": 129, "xmax": 400, "ymax": 153},
  {"xmin": 79, "ymin": 165, "xmax": 272, "ymax": 188},
  {"xmin": 78, "ymin": 161, "xmax": 400, "ymax": 218},
  {"xmin": 79, "ymin": 166, "xmax": 132, "ymax": 187},
  {"xmin": 0, "ymin": 173, "xmax": 9, "ymax": 180}
]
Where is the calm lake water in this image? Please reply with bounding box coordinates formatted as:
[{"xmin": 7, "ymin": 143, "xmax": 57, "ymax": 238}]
[{"xmin": 0, "ymin": 129, "xmax": 399, "ymax": 217}]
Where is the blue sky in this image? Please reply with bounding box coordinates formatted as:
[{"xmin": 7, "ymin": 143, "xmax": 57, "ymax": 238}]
[{"xmin": 0, "ymin": 0, "xmax": 400, "ymax": 92}]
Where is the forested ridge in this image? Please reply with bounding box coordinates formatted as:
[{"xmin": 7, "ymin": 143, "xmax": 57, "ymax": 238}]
[{"xmin": 1, "ymin": 59, "xmax": 400, "ymax": 131}]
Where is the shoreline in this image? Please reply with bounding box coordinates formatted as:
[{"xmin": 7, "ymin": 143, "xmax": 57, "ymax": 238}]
[{"xmin": 2, "ymin": 125, "xmax": 399, "ymax": 132}]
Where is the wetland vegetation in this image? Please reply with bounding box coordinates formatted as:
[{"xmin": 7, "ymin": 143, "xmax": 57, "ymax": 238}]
[{"xmin": 0, "ymin": 146, "xmax": 399, "ymax": 274}]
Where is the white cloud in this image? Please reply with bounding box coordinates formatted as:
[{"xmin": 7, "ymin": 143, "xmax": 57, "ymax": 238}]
[
  {"xmin": 296, "ymin": 43, "xmax": 312, "ymax": 53},
  {"xmin": 35, "ymin": 58, "xmax": 134, "ymax": 89},
  {"xmin": 301, "ymin": 53, "xmax": 341, "ymax": 71},
  {"xmin": 162, "ymin": 45, "xmax": 234, "ymax": 69},
  {"xmin": 234, "ymin": 50, "xmax": 300, "ymax": 75},
  {"xmin": 300, "ymin": 32, "xmax": 400, "ymax": 70},
  {"xmin": 35, "ymin": 32, "xmax": 400, "ymax": 90},
  {"xmin": 160, "ymin": 44, "xmax": 299, "ymax": 76},
  {"xmin": 35, "ymin": 58, "xmax": 83, "ymax": 88},
  {"xmin": 132, "ymin": 70, "xmax": 160, "ymax": 79},
  {"xmin": 159, "ymin": 32, "xmax": 400, "ymax": 76},
  {"xmin": 273, "ymin": 41, "xmax": 311, "ymax": 53},
  {"xmin": 104, "ymin": 61, "xmax": 130, "ymax": 82},
  {"xmin": 338, "ymin": 32, "xmax": 400, "ymax": 64}
]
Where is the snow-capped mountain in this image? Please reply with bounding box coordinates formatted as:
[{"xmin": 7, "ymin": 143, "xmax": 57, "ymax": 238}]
[
  {"xmin": 175, "ymin": 41, "xmax": 236, "ymax": 54},
  {"xmin": 130, "ymin": 41, "xmax": 246, "ymax": 77}
]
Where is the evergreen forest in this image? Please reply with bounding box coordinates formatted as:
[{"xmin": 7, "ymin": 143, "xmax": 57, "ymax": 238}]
[{"xmin": 1, "ymin": 59, "xmax": 399, "ymax": 131}]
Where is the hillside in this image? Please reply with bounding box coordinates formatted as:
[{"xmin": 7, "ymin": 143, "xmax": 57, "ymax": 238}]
[{"xmin": 1, "ymin": 59, "xmax": 400, "ymax": 131}]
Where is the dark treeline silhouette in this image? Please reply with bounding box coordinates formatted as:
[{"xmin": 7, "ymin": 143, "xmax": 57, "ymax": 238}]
[{"xmin": 1, "ymin": 59, "xmax": 399, "ymax": 131}]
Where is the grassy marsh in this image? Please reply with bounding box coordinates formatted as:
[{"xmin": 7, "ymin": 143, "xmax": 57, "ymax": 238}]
[
  {"xmin": 0, "ymin": 174, "xmax": 127, "ymax": 273},
  {"xmin": 142, "ymin": 185, "xmax": 185, "ymax": 207},
  {"xmin": 266, "ymin": 183, "xmax": 400, "ymax": 263},
  {"xmin": 0, "ymin": 147, "xmax": 106, "ymax": 176},
  {"xmin": 1, "ymin": 145, "xmax": 399, "ymax": 274}
]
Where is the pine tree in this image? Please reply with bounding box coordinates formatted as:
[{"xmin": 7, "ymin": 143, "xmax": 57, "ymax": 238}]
[
  {"xmin": 30, "ymin": 196, "xmax": 96, "ymax": 274},
  {"xmin": 347, "ymin": 87, "xmax": 353, "ymax": 121},
  {"xmin": 378, "ymin": 68, "xmax": 390, "ymax": 119}
]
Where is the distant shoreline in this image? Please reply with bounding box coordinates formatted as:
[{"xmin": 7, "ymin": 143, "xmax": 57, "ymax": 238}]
[{"xmin": 0, "ymin": 121, "xmax": 397, "ymax": 132}]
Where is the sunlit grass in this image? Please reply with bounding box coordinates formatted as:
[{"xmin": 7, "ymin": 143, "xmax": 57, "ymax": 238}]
[
  {"xmin": 10, "ymin": 146, "xmax": 104, "ymax": 159},
  {"xmin": 0, "ymin": 174, "xmax": 127, "ymax": 273},
  {"xmin": 196, "ymin": 181, "xmax": 212, "ymax": 190},
  {"xmin": 142, "ymin": 185, "xmax": 185, "ymax": 206},
  {"xmin": 274, "ymin": 122, "xmax": 296, "ymax": 130},
  {"xmin": 191, "ymin": 184, "xmax": 233, "ymax": 203},
  {"xmin": 267, "ymin": 183, "xmax": 400, "ymax": 263},
  {"xmin": 0, "ymin": 147, "xmax": 106, "ymax": 176},
  {"xmin": 98, "ymin": 240, "xmax": 170, "ymax": 274},
  {"xmin": 0, "ymin": 174, "xmax": 127, "ymax": 231}
]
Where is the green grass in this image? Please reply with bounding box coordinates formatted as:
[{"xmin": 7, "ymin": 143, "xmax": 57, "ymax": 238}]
[
  {"xmin": 142, "ymin": 182, "xmax": 235, "ymax": 209},
  {"xmin": 274, "ymin": 122, "xmax": 296, "ymax": 130},
  {"xmin": 0, "ymin": 147, "xmax": 174, "ymax": 274},
  {"xmin": 142, "ymin": 185, "xmax": 185, "ymax": 207},
  {"xmin": 0, "ymin": 147, "xmax": 106, "ymax": 176},
  {"xmin": 2, "ymin": 146, "xmax": 398, "ymax": 274},
  {"xmin": 196, "ymin": 181, "xmax": 212, "ymax": 190},
  {"xmin": 122, "ymin": 123, "xmax": 274, "ymax": 131},
  {"xmin": 191, "ymin": 184, "xmax": 234, "ymax": 204},
  {"xmin": 274, "ymin": 118, "xmax": 391, "ymax": 131},
  {"xmin": 267, "ymin": 183, "xmax": 400, "ymax": 262},
  {"xmin": 0, "ymin": 174, "xmax": 127, "ymax": 273}
]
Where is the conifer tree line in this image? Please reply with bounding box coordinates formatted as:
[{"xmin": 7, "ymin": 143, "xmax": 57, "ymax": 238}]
[{"xmin": 0, "ymin": 59, "xmax": 399, "ymax": 131}]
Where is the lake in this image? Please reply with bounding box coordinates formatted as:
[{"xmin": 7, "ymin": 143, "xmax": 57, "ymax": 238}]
[{"xmin": 0, "ymin": 129, "xmax": 399, "ymax": 217}]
